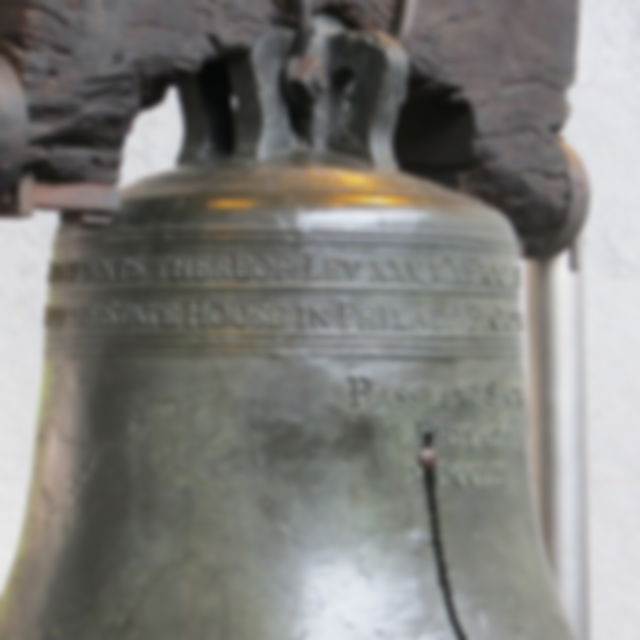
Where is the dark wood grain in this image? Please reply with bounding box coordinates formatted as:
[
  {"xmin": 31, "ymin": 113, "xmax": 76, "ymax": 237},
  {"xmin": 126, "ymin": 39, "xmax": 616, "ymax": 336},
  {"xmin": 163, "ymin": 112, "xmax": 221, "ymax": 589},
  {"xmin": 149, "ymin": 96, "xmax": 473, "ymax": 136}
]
[{"xmin": 0, "ymin": 0, "xmax": 586, "ymax": 255}]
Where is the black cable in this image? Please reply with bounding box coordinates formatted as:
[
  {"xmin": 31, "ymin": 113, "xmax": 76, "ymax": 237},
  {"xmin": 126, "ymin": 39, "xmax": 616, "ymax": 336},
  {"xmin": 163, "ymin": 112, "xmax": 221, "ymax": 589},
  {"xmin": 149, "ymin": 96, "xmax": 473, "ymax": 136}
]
[{"xmin": 420, "ymin": 432, "xmax": 470, "ymax": 640}]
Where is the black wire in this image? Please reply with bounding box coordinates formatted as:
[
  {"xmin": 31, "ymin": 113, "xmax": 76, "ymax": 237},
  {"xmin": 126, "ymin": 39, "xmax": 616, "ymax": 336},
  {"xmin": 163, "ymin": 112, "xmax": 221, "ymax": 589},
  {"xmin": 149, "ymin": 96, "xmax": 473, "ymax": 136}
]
[{"xmin": 421, "ymin": 433, "xmax": 470, "ymax": 640}]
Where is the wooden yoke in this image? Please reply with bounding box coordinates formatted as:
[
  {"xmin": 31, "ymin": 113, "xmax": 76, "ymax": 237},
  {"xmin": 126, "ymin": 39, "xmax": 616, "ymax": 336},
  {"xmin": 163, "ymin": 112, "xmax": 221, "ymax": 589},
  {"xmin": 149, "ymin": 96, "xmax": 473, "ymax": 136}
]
[{"xmin": 0, "ymin": 0, "xmax": 586, "ymax": 256}]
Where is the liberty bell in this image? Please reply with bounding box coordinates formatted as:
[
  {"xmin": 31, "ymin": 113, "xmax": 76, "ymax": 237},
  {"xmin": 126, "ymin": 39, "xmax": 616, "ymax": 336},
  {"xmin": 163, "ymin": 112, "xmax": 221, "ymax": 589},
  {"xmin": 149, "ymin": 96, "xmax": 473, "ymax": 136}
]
[{"xmin": 0, "ymin": 15, "xmax": 574, "ymax": 640}]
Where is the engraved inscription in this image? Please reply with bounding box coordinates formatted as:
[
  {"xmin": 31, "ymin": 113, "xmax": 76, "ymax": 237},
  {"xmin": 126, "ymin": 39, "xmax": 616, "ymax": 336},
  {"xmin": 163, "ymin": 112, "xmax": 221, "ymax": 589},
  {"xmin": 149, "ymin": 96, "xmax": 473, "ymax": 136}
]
[
  {"xmin": 48, "ymin": 296, "xmax": 522, "ymax": 335},
  {"xmin": 49, "ymin": 238, "xmax": 522, "ymax": 353},
  {"xmin": 348, "ymin": 376, "xmax": 524, "ymax": 412},
  {"xmin": 51, "ymin": 249, "xmax": 519, "ymax": 290},
  {"xmin": 433, "ymin": 416, "xmax": 521, "ymax": 489},
  {"xmin": 346, "ymin": 375, "xmax": 525, "ymax": 490}
]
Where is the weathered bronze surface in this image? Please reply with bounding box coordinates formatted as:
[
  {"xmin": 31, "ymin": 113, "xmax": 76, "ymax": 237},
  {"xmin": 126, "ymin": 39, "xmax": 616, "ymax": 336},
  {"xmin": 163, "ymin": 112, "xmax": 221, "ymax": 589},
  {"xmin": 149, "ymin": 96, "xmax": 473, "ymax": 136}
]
[{"xmin": 0, "ymin": 20, "xmax": 573, "ymax": 640}]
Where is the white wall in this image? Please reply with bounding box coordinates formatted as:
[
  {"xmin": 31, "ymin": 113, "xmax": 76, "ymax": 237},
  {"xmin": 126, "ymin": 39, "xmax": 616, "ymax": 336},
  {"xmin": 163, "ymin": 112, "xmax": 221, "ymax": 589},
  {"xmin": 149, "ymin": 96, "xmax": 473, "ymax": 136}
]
[
  {"xmin": 566, "ymin": 1, "xmax": 640, "ymax": 638},
  {"xmin": 0, "ymin": 1, "xmax": 637, "ymax": 637}
]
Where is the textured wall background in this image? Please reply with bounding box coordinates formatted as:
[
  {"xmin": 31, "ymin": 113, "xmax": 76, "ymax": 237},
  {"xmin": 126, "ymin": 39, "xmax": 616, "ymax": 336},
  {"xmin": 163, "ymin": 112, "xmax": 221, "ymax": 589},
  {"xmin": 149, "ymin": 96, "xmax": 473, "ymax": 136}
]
[
  {"xmin": 565, "ymin": 1, "xmax": 640, "ymax": 638},
  {"xmin": 0, "ymin": 1, "xmax": 638, "ymax": 637}
]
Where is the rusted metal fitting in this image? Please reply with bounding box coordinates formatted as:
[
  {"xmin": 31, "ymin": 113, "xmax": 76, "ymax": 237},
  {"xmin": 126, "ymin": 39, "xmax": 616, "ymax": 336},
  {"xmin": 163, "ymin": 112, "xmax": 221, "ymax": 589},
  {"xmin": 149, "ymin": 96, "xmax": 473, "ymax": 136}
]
[{"xmin": 36, "ymin": 183, "xmax": 120, "ymax": 217}]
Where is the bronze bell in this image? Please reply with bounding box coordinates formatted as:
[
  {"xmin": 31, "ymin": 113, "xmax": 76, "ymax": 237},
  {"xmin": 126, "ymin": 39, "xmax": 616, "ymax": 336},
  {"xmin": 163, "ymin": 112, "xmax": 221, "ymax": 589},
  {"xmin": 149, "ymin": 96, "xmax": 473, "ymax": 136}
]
[{"xmin": 0, "ymin": 18, "xmax": 574, "ymax": 640}]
